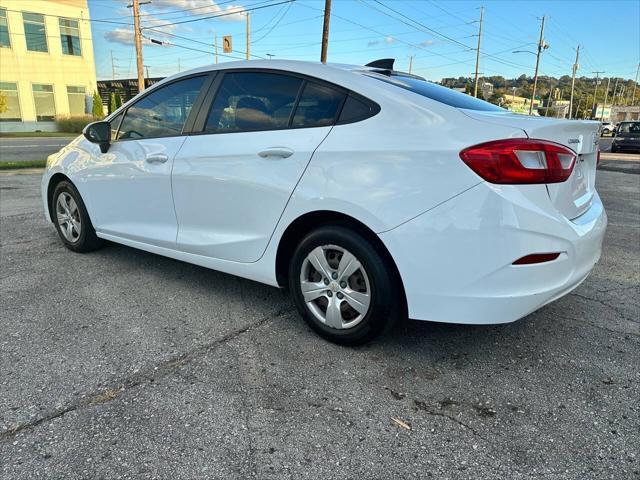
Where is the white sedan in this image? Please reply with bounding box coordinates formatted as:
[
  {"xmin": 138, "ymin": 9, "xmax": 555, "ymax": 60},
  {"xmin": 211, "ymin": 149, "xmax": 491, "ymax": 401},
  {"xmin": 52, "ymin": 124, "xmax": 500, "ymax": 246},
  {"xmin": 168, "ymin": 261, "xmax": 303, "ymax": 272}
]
[{"xmin": 42, "ymin": 59, "xmax": 607, "ymax": 345}]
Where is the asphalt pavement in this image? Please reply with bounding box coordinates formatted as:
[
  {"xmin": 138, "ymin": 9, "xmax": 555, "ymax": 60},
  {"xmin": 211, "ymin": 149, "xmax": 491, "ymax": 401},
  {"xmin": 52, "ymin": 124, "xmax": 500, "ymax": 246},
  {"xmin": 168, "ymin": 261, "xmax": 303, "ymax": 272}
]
[
  {"xmin": 0, "ymin": 136, "xmax": 76, "ymax": 163},
  {"xmin": 0, "ymin": 169, "xmax": 638, "ymax": 479}
]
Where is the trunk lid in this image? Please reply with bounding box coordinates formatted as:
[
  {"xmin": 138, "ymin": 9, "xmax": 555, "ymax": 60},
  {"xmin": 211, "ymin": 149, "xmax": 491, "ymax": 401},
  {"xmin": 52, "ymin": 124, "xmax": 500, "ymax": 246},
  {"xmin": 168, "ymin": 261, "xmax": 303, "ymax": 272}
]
[{"xmin": 461, "ymin": 110, "xmax": 600, "ymax": 220}]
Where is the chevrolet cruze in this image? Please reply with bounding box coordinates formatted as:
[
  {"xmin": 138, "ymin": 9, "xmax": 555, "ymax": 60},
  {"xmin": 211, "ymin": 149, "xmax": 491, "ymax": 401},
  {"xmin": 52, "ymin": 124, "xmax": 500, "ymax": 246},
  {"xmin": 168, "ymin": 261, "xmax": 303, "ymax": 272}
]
[{"xmin": 42, "ymin": 59, "xmax": 607, "ymax": 345}]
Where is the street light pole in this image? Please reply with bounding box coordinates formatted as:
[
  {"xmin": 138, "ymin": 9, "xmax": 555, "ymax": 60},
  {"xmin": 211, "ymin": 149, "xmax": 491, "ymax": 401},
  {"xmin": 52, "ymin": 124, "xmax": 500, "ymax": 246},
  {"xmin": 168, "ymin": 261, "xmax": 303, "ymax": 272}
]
[
  {"xmin": 600, "ymin": 77, "xmax": 611, "ymax": 121},
  {"xmin": 473, "ymin": 6, "xmax": 484, "ymax": 98},
  {"xmin": 569, "ymin": 45, "xmax": 580, "ymax": 119},
  {"xmin": 530, "ymin": 16, "xmax": 546, "ymax": 115},
  {"xmin": 591, "ymin": 71, "xmax": 604, "ymax": 119}
]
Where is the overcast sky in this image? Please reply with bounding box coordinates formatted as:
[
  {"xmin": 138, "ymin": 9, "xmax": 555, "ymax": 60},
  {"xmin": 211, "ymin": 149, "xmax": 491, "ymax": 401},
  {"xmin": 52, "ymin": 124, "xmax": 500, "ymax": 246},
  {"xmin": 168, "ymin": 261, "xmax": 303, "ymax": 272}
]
[{"xmin": 88, "ymin": 0, "xmax": 640, "ymax": 82}]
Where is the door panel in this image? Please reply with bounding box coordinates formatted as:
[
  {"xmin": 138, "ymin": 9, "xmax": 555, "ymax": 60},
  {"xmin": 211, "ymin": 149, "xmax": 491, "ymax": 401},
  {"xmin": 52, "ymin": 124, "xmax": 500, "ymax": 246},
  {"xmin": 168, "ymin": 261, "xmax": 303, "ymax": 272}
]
[
  {"xmin": 85, "ymin": 74, "xmax": 209, "ymax": 247},
  {"xmin": 87, "ymin": 137, "xmax": 186, "ymax": 247},
  {"xmin": 172, "ymin": 127, "xmax": 332, "ymax": 262}
]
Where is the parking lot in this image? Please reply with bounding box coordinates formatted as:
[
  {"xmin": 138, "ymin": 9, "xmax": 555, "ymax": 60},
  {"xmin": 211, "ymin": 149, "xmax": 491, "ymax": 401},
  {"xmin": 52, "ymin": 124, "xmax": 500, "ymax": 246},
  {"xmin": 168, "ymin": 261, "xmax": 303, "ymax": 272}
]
[{"xmin": 0, "ymin": 168, "xmax": 638, "ymax": 479}]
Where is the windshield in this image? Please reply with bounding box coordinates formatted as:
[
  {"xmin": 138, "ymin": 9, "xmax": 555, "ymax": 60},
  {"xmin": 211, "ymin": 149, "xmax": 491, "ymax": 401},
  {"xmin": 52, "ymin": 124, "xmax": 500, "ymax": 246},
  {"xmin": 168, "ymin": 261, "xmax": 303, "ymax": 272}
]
[
  {"xmin": 363, "ymin": 72, "xmax": 505, "ymax": 112},
  {"xmin": 617, "ymin": 122, "xmax": 640, "ymax": 133}
]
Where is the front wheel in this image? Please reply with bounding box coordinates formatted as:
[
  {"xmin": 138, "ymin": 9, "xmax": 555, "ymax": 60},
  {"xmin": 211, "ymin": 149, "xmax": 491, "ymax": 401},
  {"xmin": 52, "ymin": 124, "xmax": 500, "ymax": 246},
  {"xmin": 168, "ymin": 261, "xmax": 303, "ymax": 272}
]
[
  {"xmin": 52, "ymin": 180, "xmax": 104, "ymax": 252},
  {"xmin": 288, "ymin": 226, "xmax": 400, "ymax": 345},
  {"xmin": 610, "ymin": 145, "xmax": 618, "ymax": 153}
]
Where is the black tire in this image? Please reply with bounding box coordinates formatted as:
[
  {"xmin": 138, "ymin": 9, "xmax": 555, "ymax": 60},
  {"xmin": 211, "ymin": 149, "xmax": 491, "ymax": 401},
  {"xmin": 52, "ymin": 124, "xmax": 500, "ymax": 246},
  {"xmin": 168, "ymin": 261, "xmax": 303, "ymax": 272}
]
[
  {"xmin": 288, "ymin": 225, "xmax": 401, "ymax": 345},
  {"xmin": 51, "ymin": 180, "xmax": 104, "ymax": 253},
  {"xmin": 611, "ymin": 145, "xmax": 618, "ymax": 153}
]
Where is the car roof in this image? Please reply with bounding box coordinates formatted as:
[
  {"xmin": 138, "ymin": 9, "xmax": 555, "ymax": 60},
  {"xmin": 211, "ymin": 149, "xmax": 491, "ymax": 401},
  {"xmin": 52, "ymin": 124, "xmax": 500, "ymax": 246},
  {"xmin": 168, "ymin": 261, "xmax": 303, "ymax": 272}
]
[{"xmin": 153, "ymin": 59, "xmax": 397, "ymax": 99}]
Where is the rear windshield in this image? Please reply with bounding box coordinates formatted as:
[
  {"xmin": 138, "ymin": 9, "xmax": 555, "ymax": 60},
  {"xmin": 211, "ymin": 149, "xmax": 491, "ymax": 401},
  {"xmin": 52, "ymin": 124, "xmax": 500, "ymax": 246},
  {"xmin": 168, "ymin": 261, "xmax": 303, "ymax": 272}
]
[
  {"xmin": 617, "ymin": 122, "xmax": 640, "ymax": 133},
  {"xmin": 363, "ymin": 72, "xmax": 504, "ymax": 112}
]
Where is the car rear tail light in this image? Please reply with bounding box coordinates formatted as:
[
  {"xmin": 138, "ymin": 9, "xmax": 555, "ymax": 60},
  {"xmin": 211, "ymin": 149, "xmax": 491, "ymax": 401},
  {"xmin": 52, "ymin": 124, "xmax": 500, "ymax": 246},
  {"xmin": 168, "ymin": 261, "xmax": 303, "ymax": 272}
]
[
  {"xmin": 459, "ymin": 139, "xmax": 576, "ymax": 184},
  {"xmin": 512, "ymin": 253, "xmax": 561, "ymax": 265}
]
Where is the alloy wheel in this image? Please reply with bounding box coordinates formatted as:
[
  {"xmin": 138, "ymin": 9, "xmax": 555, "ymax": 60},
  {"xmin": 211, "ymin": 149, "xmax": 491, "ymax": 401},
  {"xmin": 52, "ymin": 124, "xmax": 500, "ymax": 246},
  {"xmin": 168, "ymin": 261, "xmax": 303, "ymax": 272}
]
[{"xmin": 56, "ymin": 192, "xmax": 81, "ymax": 242}]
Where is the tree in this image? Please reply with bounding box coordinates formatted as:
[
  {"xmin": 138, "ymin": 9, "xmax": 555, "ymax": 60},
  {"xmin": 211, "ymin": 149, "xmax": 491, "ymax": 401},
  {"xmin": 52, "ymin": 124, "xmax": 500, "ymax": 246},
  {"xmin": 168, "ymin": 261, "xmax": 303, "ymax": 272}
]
[
  {"xmin": 92, "ymin": 91, "xmax": 104, "ymax": 118},
  {"xmin": 0, "ymin": 92, "xmax": 7, "ymax": 114},
  {"xmin": 108, "ymin": 92, "xmax": 117, "ymax": 114},
  {"xmin": 114, "ymin": 93, "xmax": 122, "ymax": 109}
]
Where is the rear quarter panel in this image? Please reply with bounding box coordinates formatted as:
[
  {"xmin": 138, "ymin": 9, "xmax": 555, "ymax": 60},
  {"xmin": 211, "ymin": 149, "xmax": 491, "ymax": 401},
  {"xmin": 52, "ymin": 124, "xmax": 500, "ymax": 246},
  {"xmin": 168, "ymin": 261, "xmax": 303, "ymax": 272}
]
[{"xmin": 287, "ymin": 86, "xmax": 527, "ymax": 233}]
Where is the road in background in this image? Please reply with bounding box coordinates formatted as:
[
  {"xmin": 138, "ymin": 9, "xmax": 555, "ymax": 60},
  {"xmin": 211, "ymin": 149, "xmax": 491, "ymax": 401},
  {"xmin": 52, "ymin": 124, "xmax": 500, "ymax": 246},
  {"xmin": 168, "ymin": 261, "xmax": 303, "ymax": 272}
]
[
  {"xmin": 0, "ymin": 169, "xmax": 638, "ymax": 479},
  {"xmin": 0, "ymin": 137, "xmax": 75, "ymax": 163}
]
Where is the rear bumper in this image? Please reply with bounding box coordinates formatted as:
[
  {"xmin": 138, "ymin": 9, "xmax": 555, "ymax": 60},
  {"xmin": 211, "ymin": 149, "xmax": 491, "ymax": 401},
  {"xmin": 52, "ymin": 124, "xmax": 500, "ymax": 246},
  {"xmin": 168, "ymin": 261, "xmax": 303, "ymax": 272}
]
[{"xmin": 379, "ymin": 182, "xmax": 607, "ymax": 324}]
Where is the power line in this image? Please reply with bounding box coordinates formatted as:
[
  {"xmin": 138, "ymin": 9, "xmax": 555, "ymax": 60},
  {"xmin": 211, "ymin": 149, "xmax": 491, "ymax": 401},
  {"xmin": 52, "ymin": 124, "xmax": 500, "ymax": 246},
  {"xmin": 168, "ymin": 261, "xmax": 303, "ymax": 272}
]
[
  {"xmin": 146, "ymin": 0, "xmax": 296, "ymax": 30},
  {"xmin": 367, "ymin": 0, "xmax": 474, "ymax": 50}
]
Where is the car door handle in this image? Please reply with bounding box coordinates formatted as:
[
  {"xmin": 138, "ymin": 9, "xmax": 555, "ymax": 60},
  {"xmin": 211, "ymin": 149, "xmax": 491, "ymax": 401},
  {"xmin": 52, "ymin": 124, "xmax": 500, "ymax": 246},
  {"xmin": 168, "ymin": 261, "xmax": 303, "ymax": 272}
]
[
  {"xmin": 145, "ymin": 154, "xmax": 169, "ymax": 164},
  {"xmin": 258, "ymin": 147, "xmax": 294, "ymax": 159}
]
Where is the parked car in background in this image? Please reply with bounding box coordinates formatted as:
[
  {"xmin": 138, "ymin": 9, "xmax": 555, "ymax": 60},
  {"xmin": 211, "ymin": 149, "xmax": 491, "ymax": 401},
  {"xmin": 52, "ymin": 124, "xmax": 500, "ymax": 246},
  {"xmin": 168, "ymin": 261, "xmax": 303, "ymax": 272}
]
[
  {"xmin": 601, "ymin": 122, "xmax": 616, "ymax": 136},
  {"xmin": 41, "ymin": 59, "xmax": 607, "ymax": 345},
  {"xmin": 611, "ymin": 121, "xmax": 640, "ymax": 153}
]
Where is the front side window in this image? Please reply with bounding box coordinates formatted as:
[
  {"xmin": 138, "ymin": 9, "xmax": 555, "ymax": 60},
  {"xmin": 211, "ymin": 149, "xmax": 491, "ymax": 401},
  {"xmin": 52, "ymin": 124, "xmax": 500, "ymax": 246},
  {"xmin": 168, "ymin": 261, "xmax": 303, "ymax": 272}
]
[
  {"xmin": 23, "ymin": 12, "xmax": 48, "ymax": 52},
  {"xmin": 66, "ymin": 86, "xmax": 86, "ymax": 115},
  {"xmin": 0, "ymin": 8, "xmax": 10, "ymax": 48},
  {"xmin": 292, "ymin": 82, "xmax": 345, "ymax": 128},
  {"xmin": 204, "ymin": 72, "xmax": 303, "ymax": 133},
  {"xmin": 32, "ymin": 84, "xmax": 55, "ymax": 121},
  {"xmin": 117, "ymin": 75, "xmax": 206, "ymax": 140},
  {"xmin": 59, "ymin": 18, "xmax": 81, "ymax": 56},
  {"xmin": 0, "ymin": 82, "xmax": 21, "ymax": 121},
  {"xmin": 109, "ymin": 111, "xmax": 124, "ymax": 140}
]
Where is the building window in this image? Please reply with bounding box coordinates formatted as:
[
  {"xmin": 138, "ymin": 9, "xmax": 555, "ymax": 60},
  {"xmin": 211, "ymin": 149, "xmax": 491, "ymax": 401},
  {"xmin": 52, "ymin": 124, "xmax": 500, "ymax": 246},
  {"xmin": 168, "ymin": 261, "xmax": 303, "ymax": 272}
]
[
  {"xmin": 0, "ymin": 82, "xmax": 22, "ymax": 122},
  {"xmin": 0, "ymin": 8, "xmax": 10, "ymax": 48},
  {"xmin": 66, "ymin": 86, "xmax": 86, "ymax": 116},
  {"xmin": 32, "ymin": 84, "xmax": 56, "ymax": 121},
  {"xmin": 23, "ymin": 12, "xmax": 48, "ymax": 52},
  {"xmin": 59, "ymin": 18, "xmax": 81, "ymax": 56}
]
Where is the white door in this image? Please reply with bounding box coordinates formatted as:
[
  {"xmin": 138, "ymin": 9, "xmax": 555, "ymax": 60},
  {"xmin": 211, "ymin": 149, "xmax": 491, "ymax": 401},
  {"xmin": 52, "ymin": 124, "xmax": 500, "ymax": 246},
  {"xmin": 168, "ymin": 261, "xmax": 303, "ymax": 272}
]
[
  {"xmin": 86, "ymin": 75, "xmax": 208, "ymax": 248},
  {"xmin": 172, "ymin": 72, "xmax": 347, "ymax": 262}
]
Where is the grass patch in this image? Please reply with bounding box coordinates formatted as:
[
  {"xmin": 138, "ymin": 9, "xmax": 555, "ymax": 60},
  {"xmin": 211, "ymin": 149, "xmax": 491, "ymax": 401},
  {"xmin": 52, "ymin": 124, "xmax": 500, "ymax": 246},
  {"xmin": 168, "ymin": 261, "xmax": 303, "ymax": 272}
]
[
  {"xmin": 0, "ymin": 160, "xmax": 46, "ymax": 170},
  {"xmin": 0, "ymin": 132, "xmax": 76, "ymax": 138}
]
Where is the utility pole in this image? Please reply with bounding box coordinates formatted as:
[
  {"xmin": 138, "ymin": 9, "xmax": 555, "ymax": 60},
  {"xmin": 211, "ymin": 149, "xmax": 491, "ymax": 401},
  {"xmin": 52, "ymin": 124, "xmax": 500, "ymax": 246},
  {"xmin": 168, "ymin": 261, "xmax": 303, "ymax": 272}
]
[
  {"xmin": 530, "ymin": 15, "xmax": 546, "ymax": 115},
  {"xmin": 320, "ymin": 0, "xmax": 332, "ymax": 63},
  {"xmin": 214, "ymin": 34, "xmax": 218, "ymax": 64},
  {"xmin": 111, "ymin": 50, "xmax": 116, "ymax": 80},
  {"xmin": 408, "ymin": 55, "xmax": 413, "ymax": 73},
  {"xmin": 131, "ymin": 0, "xmax": 145, "ymax": 93},
  {"xmin": 568, "ymin": 45, "xmax": 580, "ymax": 119},
  {"xmin": 632, "ymin": 63, "xmax": 639, "ymax": 105},
  {"xmin": 600, "ymin": 77, "xmax": 611, "ymax": 120},
  {"xmin": 611, "ymin": 78, "xmax": 619, "ymax": 106},
  {"xmin": 245, "ymin": 12, "xmax": 250, "ymax": 60},
  {"xmin": 591, "ymin": 71, "xmax": 604, "ymax": 119},
  {"xmin": 473, "ymin": 6, "xmax": 484, "ymax": 98},
  {"xmin": 545, "ymin": 88, "xmax": 552, "ymax": 116}
]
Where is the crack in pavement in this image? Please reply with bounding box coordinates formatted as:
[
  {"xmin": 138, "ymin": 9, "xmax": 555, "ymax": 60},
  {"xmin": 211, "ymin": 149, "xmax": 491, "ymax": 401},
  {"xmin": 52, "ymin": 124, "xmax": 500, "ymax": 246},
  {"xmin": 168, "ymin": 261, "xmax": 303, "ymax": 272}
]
[
  {"xmin": 0, "ymin": 307, "xmax": 293, "ymax": 441},
  {"xmin": 413, "ymin": 400, "xmax": 488, "ymax": 441},
  {"xmin": 571, "ymin": 292, "xmax": 640, "ymax": 325}
]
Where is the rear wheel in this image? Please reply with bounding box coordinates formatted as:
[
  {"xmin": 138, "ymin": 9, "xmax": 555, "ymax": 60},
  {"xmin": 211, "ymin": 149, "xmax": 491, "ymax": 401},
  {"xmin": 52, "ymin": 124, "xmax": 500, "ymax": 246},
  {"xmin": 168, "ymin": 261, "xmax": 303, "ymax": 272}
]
[
  {"xmin": 288, "ymin": 226, "xmax": 400, "ymax": 345},
  {"xmin": 52, "ymin": 181, "xmax": 103, "ymax": 252}
]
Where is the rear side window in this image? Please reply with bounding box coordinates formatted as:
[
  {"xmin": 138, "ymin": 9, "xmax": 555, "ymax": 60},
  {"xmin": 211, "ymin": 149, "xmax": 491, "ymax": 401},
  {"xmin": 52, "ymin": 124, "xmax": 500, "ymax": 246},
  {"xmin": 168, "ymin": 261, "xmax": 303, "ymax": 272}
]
[
  {"xmin": 338, "ymin": 94, "xmax": 379, "ymax": 124},
  {"xmin": 292, "ymin": 82, "xmax": 345, "ymax": 128},
  {"xmin": 205, "ymin": 72, "xmax": 303, "ymax": 133},
  {"xmin": 117, "ymin": 75, "xmax": 206, "ymax": 140},
  {"xmin": 364, "ymin": 72, "xmax": 504, "ymax": 112}
]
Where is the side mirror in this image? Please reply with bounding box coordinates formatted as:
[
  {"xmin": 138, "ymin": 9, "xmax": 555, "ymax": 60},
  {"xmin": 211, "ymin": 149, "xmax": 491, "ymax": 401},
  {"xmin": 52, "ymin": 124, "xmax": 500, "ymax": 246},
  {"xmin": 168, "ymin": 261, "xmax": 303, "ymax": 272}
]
[{"xmin": 83, "ymin": 121, "xmax": 110, "ymax": 153}]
